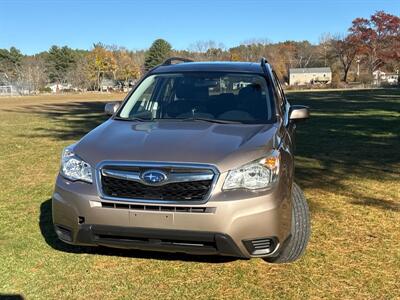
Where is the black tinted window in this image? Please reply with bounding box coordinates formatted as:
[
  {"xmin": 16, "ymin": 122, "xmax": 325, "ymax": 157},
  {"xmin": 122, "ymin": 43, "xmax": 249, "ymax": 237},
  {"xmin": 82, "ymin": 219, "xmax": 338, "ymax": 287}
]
[{"xmin": 119, "ymin": 72, "xmax": 275, "ymax": 123}]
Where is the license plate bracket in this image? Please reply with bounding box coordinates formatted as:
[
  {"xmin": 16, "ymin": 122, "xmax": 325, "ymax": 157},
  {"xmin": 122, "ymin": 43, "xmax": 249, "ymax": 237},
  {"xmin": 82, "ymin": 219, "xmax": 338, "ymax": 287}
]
[{"xmin": 129, "ymin": 211, "xmax": 174, "ymax": 226}]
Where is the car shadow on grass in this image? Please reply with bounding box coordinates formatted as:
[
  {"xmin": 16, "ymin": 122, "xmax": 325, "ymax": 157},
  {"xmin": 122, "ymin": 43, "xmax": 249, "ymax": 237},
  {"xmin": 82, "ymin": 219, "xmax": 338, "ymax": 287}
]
[
  {"xmin": 0, "ymin": 295, "xmax": 25, "ymax": 300},
  {"xmin": 6, "ymin": 100, "xmax": 110, "ymax": 141},
  {"xmin": 288, "ymin": 88, "xmax": 400, "ymax": 212},
  {"xmin": 39, "ymin": 199, "xmax": 238, "ymax": 263}
]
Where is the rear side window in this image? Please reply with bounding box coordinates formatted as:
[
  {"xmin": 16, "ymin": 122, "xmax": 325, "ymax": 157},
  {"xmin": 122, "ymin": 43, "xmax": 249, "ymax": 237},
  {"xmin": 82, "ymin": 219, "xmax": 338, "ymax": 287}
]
[
  {"xmin": 119, "ymin": 72, "xmax": 276, "ymax": 124},
  {"xmin": 270, "ymin": 72, "xmax": 285, "ymax": 109}
]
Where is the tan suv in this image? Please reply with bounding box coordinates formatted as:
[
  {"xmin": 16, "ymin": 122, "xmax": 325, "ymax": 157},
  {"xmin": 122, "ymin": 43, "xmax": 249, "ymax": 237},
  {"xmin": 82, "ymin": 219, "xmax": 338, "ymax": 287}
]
[{"xmin": 52, "ymin": 58, "xmax": 310, "ymax": 263}]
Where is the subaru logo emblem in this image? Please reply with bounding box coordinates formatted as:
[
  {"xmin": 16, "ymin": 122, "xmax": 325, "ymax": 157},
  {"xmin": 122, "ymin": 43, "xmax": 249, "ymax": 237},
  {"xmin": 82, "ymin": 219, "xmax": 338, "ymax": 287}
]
[{"xmin": 141, "ymin": 170, "xmax": 167, "ymax": 185}]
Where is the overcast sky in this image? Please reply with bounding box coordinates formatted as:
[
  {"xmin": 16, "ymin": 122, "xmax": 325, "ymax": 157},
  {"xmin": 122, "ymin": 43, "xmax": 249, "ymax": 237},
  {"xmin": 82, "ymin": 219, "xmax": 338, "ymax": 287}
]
[{"xmin": 0, "ymin": 0, "xmax": 398, "ymax": 54}]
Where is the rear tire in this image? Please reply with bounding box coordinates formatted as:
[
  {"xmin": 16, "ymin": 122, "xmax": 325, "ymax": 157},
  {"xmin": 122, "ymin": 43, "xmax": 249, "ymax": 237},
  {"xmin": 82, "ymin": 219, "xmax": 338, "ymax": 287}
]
[{"xmin": 265, "ymin": 183, "xmax": 310, "ymax": 263}]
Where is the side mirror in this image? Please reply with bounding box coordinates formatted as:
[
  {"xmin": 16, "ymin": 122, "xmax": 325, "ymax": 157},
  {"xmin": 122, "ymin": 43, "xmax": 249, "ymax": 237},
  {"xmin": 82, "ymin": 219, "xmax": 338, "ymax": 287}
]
[
  {"xmin": 289, "ymin": 105, "xmax": 310, "ymax": 122},
  {"xmin": 104, "ymin": 102, "xmax": 121, "ymax": 116}
]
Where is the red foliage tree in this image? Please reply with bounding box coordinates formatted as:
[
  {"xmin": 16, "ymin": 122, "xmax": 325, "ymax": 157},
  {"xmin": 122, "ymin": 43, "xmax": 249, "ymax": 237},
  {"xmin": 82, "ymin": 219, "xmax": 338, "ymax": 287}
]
[{"xmin": 349, "ymin": 11, "xmax": 400, "ymax": 74}]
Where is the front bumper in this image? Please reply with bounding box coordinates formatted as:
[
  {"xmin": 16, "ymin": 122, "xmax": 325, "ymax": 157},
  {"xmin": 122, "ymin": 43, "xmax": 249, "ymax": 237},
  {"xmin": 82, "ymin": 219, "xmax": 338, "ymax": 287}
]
[{"xmin": 52, "ymin": 174, "xmax": 292, "ymax": 258}]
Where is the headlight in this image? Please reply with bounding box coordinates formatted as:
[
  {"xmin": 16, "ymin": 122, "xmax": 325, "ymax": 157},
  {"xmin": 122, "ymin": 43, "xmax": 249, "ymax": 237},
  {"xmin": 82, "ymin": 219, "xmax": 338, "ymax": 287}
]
[
  {"xmin": 223, "ymin": 150, "xmax": 280, "ymax": 190},
  {"xmin": 60, "ymin": 147, "xmax": 92, "ymax": 183}
]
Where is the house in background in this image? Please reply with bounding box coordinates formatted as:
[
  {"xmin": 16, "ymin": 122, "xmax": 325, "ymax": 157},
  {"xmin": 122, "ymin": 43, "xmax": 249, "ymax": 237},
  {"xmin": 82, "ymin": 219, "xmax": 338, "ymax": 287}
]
[
  {"xmin": 373, "ymin": 70, "xmax": 399, "ymax": 85},
  {"xmin": 387, "ymin": 74, "xmax": 399, "ymax": 85},
  {"xmin": 46, "ymin": 83, "xmax": 74, "ymax": 93},
  {"xmin": 372, "ymin": 70, "xmax": 386, "ymax": 84},
  {"xmin": 100, "ymin": 78, "xmax": 117, "ymax": 92},
  {"xmin": 289, "ymin": 67, "xmax": 332, "ymax": 85}
]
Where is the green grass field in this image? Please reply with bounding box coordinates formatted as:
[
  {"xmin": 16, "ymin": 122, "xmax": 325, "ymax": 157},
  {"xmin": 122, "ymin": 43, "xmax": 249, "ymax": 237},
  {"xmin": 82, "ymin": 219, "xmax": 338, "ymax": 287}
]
[{"xmin": 0, "ymin": 90, "xmax": 399, "ymax": 299}]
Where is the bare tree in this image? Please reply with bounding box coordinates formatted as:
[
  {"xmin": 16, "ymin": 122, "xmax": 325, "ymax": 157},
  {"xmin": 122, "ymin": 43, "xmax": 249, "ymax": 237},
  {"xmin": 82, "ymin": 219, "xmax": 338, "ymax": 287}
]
[
  {"xmin": 66, "ymin": 54, "xmax": 91, "ymax": 90},
  {"xmin": 188, "ymin": 40, "xmax": 227, "ymax": 61},
  {"xmin": 296, "ymin": 41, "xmax": 314, "ymax": 68},
  {"xmin": 318, "ymin": 33, "xmax": 333, "ymax": 67},
  {"xmin": 16, "ymin": 56, "xmax": 46, "ymax": 93},
  {"xmin": 241, "ymin": 38, "xmax": 270, "ymax": 46},
  {"xmin": 189, "ymin": 40, "xmax": 217, "ymax": 53}
]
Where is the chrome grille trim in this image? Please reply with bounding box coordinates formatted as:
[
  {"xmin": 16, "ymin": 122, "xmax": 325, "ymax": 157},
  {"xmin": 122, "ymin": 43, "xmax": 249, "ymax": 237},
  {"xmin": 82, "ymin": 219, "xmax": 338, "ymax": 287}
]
[
  {"xmin": 101, "ymin": 168, "xmax": 214, "ymax": 186},
  {"xmin": 95, "ymin": 161, "xmax": 220, "ymax": 204}
]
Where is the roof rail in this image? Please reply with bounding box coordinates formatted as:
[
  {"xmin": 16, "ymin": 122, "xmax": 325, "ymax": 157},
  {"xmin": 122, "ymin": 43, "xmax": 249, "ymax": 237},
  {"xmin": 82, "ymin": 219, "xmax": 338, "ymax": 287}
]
[
  {"xmin": 260, "ymin": 57, "xmax": 269, "ymax": 74},
  {"xmin": 162, "ymin": 57, "xmax": 194, "ymax": 66}
]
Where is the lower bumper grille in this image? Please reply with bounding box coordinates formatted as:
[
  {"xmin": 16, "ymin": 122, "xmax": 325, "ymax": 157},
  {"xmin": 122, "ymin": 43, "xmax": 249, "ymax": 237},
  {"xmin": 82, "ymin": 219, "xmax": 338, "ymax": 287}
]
[
  {"xmin": 243, "ymin": 238, "xmax": 278, "ymax": 256},
  {"xmin": 73, "ymin": 225, "xmax": 247, "ymax": 258},
  {"xmin": 100, "ymin": 202, "xmax": 216, "ymax": 213},
  {"xmin": 96, "ymin": 234, "xmax": 215, "ymax": 248},
  {"xmin": 54, "ymin": 225, "xmax": 72, "ymax": 242}
]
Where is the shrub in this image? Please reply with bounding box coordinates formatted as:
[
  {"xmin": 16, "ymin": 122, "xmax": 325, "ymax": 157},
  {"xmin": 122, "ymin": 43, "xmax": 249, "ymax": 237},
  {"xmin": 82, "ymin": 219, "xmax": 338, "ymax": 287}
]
[{"xmin": 39, "ymin": 87, "xmax": 52, "ymax": 93}]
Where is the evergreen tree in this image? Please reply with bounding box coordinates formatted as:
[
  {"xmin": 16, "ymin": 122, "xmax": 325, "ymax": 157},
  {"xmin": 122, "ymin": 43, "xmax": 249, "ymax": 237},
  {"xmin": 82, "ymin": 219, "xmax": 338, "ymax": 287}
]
[
  {"xmin": 0, "ymin": 47, "xmax": 23, "ymax": 80},
  {"xmin": 45, "ymin": 45, "xmax": 76, "ymax": 83},
  {"xmin": 144, "ymin": 39, "xmax": 172, "ymax": 70}
]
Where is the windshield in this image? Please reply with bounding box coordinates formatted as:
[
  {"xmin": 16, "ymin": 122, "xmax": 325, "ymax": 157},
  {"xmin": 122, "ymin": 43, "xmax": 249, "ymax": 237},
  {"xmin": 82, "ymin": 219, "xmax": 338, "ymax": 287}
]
[{"xmin": 118, "ymin": 72, "xmax": 275, "ymax": 124}]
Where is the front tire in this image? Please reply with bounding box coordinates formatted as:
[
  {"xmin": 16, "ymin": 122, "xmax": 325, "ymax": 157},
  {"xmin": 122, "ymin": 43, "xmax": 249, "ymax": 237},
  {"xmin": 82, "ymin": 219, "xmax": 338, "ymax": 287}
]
[{"xmin": 265, "ymin": 183, "xmax": 310, "ymax": 263}]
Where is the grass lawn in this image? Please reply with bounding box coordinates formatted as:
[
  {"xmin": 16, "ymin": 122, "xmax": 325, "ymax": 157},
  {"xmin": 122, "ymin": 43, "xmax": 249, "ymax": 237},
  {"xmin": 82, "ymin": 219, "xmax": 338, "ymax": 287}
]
[{"xmin": 0, "ymin": 90, "xmax": 399, "ymax": 299}]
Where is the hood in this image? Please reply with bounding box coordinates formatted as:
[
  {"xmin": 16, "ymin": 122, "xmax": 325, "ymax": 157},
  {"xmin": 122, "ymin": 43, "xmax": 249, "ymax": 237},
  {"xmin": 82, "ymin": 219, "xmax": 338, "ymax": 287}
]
[{"xmin": 74, "ymin": 119, "xmax": 278, "ymax": 172}]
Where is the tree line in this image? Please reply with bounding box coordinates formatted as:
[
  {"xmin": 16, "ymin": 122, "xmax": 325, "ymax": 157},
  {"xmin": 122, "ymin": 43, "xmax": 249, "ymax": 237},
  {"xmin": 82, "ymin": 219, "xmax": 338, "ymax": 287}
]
[{"xmin": 0, "ymin": 10, "xmax": 398, "ymax": 93}]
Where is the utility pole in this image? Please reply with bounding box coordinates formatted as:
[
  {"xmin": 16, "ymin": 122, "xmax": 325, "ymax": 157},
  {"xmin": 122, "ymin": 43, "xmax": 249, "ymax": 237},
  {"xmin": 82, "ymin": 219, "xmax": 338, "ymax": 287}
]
[{"xmin": 356, "ymin": 58, "xmax": 360, "ymax": 81}]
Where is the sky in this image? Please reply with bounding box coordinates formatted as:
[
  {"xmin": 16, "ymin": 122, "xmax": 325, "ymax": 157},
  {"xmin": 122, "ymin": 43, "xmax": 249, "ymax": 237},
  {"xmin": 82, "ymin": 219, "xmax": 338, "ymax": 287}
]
[{"xmin": 0, "ymin": 0, "xmax": 399, "ymax": 55}]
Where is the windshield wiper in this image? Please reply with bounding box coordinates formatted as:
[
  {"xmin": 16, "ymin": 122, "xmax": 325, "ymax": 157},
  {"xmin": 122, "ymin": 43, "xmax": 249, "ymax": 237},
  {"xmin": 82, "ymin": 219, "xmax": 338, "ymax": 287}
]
[
  {"xmin": 179, "ymin": 117, "xmax": 241, "ymax": 124},
  {"xmin": 114, "ymin": 116, "xmax": 150, "ymax": 122},
  {"xmin": 115, "ymin": 116, "xmax": 241, "ymax": 124}
]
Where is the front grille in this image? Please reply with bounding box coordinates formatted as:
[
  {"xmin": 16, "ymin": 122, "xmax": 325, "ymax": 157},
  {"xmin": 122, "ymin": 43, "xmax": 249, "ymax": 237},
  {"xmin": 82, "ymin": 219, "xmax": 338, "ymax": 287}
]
[
  {"xmin": 102, "ymin": 177, "xmax": 212, "ymax": 201},
  {"xmin": 100, "ymin": 202, "xmax": 216, "ymax": 213},
  {"xmin": 99, "ymin": 164, "xmax": 216, "ymax": 202}
]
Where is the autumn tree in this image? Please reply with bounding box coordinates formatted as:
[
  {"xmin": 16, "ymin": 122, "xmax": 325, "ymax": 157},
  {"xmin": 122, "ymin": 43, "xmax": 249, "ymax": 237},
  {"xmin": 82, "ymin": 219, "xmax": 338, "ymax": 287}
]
[
  {"xmin": 349, "ymin": 11, "xmax": 400, "ymax": 74},
  {"xmin": 174, "ymin": 49, "xmax": 194, "ymax": 60},
  {"xmin": 331, "ymin": 35, "xmax": 359, "ymax": 82},
  {"xmin": 276, "ymin": 41, "xmax": 296, "ymax": 73},
  {"xmin": 229, "ymin": 43, "xmax": 266, "ymax": 62},
  {"xmin": 87, "ymin": 43, "xmax": 117, "ymax": 90},
  {"xmin": 266, "ymin": 46, "xmax": 287, "ymax": 81},
  {"xmin": 144, "ymin": 39, "xmax": 172, "ymax": 70},
  {"xmin": 113, "ymin": 48, "xmax": 140, "ymax": 84}
]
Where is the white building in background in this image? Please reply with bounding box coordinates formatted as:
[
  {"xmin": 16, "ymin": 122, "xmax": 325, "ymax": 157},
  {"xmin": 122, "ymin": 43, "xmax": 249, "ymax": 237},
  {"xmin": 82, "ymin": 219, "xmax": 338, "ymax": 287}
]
[
  {"xmin": 289, "ymin": 67, "xmax": 332, "ymax": 85},
  {"xmin": 46, "ymin": 83, "xmax": 73, "ymax": 93},
  {"xmin": 373, "ymin": 70, "xmax": 399, "ymax": 85},
  {"xmin": 100, "ymin": 78, "xmax": 117, "ymax": 92},
  {"xmin": 387, "ymin": 74, "xmax": 399, "ymax": 85},
  {"xmin": 373, "ymin": 70, "xmax": 386, "ymax": 83}
]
